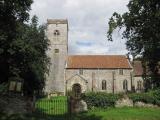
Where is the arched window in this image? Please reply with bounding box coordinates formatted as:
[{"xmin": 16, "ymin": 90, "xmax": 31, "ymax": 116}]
[
  {"xmin": 137, "ymin": 80, "xmax": 142, "ymax": 90},
  {"xmin": 123, "ymin": 80, "xmax": 128, "ymax": 91},
  {"xmin": 102, "ymin": 80, "xmax": 107, "ymax": 90},
  {"xmin": 54, "ymin": 30, "xmax": 60, "ymax": 36}
]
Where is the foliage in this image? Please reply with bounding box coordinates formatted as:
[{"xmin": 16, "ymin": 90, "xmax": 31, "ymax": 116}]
[
  {"xmin": 0, "ymin": 83, "xmax": 8, "ymax": 94},
  {"xmin": 82, "ymin": 92, "xmax": 122, "ymax": 109},
  {"xmin": 148, "ymin": 89, "xmax": 160, "ymax": 105},
  {"xmin": 128, "ymin": 89, "xmax": 160, "ymax": 106},
  {"xmin": 83, "ymin": 90, "xmax": 160, "ymax": 109},
  {"xmin": 17, "ymin": 16, "xmax": 49, "ymax": 96},
  {"xmin": 107, "ymin": 0, "xmax": 160, "ymax": 89},
  {"xmin": 128, "ymin": 93, "xmax": 155, "ymax": 104},
  {"xmin": 0, "ymin": 0, "xmax": 33, "ymax": 83},
  {"xmin": 0, "ymin": 0, "xmax": 49, "ymax": 96}
]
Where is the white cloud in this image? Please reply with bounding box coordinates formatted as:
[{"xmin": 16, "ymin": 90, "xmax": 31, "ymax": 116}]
[{"xmin": 31, "ymin": 0, "xmax": 129, "ymax": 55}]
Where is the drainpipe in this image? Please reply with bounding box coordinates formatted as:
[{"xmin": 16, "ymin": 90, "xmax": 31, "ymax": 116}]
[
  {"xmin": 130, "ymin": 72, "xmax": 133, "ymax": 92},
  {"xmin": 92, "ymin": 72, "xmax": 93, "ymax": 92},
  {"xmin": 98, "ymin": 68, "xmax": 100, "ymax": 92},
  {"xmin": 64, "ymin": 61, "xmax": 67, "ymax": 96},
  {"xmin": 112, "ymin": 71, "xmax": 115, "ymax": 94}
]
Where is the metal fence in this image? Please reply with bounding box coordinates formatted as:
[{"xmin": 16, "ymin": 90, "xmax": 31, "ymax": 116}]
[{"xmin": 35, "ymin": 96, "xmax": 71, "ymax": 119}]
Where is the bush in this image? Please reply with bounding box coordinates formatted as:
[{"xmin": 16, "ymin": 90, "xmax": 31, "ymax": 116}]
[
  {"xmin": 82, "ymin": 92, "xmax": 122, "ymax": 109},
  {"xmin": 82, "ymin": 90, "xmax": 160, "ymax": 109},
  {"xmin": 128, "ymin": 89, "xmax": 160, "ymax": 106},
  {"xmin": 128, "ymin": 93, "xmax": 154, "ymax": 104},
  {"xmin": 0, "ymin": 83, "xmax": 8, "ymax": 94},
  {"xmin": 148, "ymin": 89, "xmax": 160, "ymax": 106}
]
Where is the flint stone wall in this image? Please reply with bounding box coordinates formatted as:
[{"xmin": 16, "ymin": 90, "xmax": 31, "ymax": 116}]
[{"xmin": 0, "ymin": 94, "xmax": 35, "ymax": 115}]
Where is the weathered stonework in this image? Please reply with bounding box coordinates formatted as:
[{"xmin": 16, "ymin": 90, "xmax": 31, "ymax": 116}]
[
  {"xmin": 133, "ymin": 76, "xmax": 144, "ymax": 92},
  {"xmin": 134, "ymin": 101, "xmax": 158, "ymax": 108},
  {"xmin": 45, "ymin": 19, "xmax": 144, "ymax": 95},
  {"xmin": 115, "ymin": 96, "xmax": 133, "ymax": 107},
  {"xmin": 45, "ymin": 19, "xmax": 68, "ymax": 94},
  {"xmin": 65, "ymin": 69, "xmax": 133, "ymax": 93},
  {"xmin": 74, "ymin": 100, "xmax": 88, "ymax": 112}
]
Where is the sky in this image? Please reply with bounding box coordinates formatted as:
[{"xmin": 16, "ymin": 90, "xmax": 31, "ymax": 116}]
[{"xmin": 30, "ymin": 0, "xmax": 130, "ymax": 55}]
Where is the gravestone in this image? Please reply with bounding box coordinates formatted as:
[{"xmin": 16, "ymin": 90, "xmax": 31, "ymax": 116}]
[
  {"xmin": 115, "ymin": 95, "xmax": 133, "ymax": 107},
  {"xmin": 75, "ymin": 100, "xmax": 88, "ymax": 112}
]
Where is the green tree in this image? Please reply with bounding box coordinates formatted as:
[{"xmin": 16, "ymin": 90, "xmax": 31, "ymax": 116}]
[
  {"xmin": 0, "ymin": 0, "xmax": 33, "ymax": 83},
  {"xmin": 107, "ymin": 0, "xmax": 160, "ymax": 90},
  {"xmin": 19, "ymin": 16, "xmax": 49, "ymax": 95},
  {"xmin": 0, "ymin": 1, "xmax": 49, "ymax": 96}
]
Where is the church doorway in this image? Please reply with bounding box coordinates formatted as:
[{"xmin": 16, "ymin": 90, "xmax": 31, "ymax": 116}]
[{"xmin": 72, "ymin": 83, "xmax": 81, "ymax": 98}]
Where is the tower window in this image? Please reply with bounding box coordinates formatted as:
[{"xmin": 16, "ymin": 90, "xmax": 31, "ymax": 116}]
[
  {"xmin": 54, "ymin": 30, "xmax": 60, "ymax": 36},
  {"xmin": 54, "ymin": 49, "xmax": 59, "ymax": 53}
]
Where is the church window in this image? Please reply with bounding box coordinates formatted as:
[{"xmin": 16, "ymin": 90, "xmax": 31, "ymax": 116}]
[
  {"xmin": 102, "ymin": 80, "xmax": 107, "ymax": 90},
  {"xmin": 123, "ymin": 80, "xmax": 128, "ymax": 91},
  {"xmin": 54, "ymin": 30, "xmax": 60, "ymax": 36},
  {"xmin": 137, "ymin": 80, "xmax": 142, "ymax": 90},
  {"xmin": 79, "ymin": 69, "xmax": 83, "ymax": 75},
  {"xmin": 119, "ymin": 69, "xmax": 123, "ymax": 75},
  {"xmin": 54, "ymin": 49, "xmax": 59, "ymax": 53}
]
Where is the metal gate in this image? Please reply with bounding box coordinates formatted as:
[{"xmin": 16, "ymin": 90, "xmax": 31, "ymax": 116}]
[{"xmin": 35, "ymin": 96, "xmax": 71, "ymax": 119}]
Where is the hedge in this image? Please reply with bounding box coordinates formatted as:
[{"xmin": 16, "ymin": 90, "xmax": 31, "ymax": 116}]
[
  {"xmin": 82, "ymin": 92, "xmax": 122, "ymax": 109},
  {"xmin": 82, "ymin": 89, "xmax": 160, "ymax": 109},
  {"xmin": 128, "ymin": 89, "xmax": 160, "ymax": 106}
]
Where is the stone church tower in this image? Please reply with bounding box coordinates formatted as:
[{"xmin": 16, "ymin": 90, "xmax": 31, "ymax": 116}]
[{"xmin": 45, "ymin": 19, "xmax": 68, "ymax": 94}]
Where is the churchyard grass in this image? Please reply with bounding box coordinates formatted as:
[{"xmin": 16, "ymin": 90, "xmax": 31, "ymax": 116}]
[
  {"xmin": 75, "ymin": 107, "xmax": 160, "ymax": 120},
  {"xmin": 1, "ymin": 107, "xmax": 160, "ymax": 120},
  {"xmin": 35, "ymin": 96, "xmax": 160, "ymax": 120},
  {"xmin": 35, "ymin": 96, "xmax": 68, "ymax": 115}
]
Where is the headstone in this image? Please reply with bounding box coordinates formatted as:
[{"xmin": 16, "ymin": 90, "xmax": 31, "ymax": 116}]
[
  {"xmin": 115, "ymin": 96, "xmax": 133, "ymax": 107},
  {"xmin": 74, "ymin": 100, "xmax": 88, "ymax": 112},
  {"xmin": 135, "ymin": 101, "xmax": 158, "ymax": 108}
]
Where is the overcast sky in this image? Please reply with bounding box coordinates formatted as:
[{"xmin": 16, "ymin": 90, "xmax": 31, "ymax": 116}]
[{"xmin": 30, "ymin": 0, "xmax": 130, "ymax": 55}]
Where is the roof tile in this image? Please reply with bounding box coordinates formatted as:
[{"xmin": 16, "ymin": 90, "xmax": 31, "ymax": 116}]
[{"xmin": 67, "ymin": 55, "xmax": 132, "ymax": 69}]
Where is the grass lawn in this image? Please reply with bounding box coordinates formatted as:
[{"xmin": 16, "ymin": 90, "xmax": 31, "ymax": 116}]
[
  {"xmin": 1, "ymin": 96, "xmax": 160, "ymax": 120},
  {"xmin": 34, "ymin": 96, "xmax": 160, "ymax": 120},
  {"xmin": 74, "ymin": 107, "xmax": 160, "ymax": 120},
  {"xmin": 35, "ymin": 96, "xmax": 68, "ymax": 115},
  {"xmin": 1, "ymin": 107, "xmax": 160, "ymax": 120}
]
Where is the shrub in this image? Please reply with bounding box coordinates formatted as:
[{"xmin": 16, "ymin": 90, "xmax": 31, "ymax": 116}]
[
  {"xmin": 0, "ymin": 83, "xmax": 8, "ymax": 94},
  {"xmin": 128, "ymin": 93, "xmax": 154, "ymax": 104},
  {"xmin": 82, "ymin": 92, "xmax": 122, "ymax": 109},
  {"xmin": 148, "ymin": 89, "xmax": 160, "ymax": 106},
  {"xmin": 82, "ymin": 90, "xmax": 160, "ymax": 109},
  {"xmin": 128, "ymin": 89, "xmax": 160, "ymax": 106}
]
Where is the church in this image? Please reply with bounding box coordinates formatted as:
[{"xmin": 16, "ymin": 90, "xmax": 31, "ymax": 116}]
[{"xmin": 45, "ymin": 19, "xmax": 144, "ymax": 95}]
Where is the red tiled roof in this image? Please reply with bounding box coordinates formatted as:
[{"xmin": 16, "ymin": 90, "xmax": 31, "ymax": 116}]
[
  {"xmin": 133, "ymin": 61, "xmax": 160, "ymax": 76},
  {"xmin": 133, "ymin": 61, "xmax": 143, "ymax": 76},
  {"xmin": 66, "ymin": 55, "xmax": 132, "ymax": 69}
]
